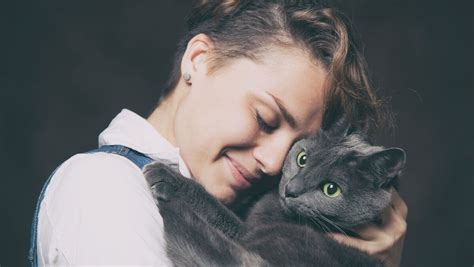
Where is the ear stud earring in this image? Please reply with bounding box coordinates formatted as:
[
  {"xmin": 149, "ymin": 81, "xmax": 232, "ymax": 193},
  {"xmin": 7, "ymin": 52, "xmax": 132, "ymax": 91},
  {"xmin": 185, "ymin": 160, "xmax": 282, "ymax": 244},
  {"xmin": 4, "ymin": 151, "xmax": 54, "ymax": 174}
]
[{"xmin": 183, "ymin": 72, "xmax": 191, "ymax": 83}]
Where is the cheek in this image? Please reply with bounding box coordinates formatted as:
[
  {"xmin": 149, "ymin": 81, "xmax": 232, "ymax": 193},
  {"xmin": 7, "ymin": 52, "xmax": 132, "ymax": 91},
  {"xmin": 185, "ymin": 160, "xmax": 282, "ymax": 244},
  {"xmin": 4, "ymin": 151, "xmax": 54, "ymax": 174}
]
[{"xmin": 174, "ymin": 92, "xmax": 258, "ymax": 178}]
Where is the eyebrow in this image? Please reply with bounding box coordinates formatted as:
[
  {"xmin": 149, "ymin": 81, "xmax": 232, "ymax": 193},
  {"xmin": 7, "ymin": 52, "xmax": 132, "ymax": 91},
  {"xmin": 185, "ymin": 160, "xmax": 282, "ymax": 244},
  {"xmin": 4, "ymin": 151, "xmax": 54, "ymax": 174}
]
[{"xmin": 267, "ymin": 92, "xmax": 298, "ymax": 128}]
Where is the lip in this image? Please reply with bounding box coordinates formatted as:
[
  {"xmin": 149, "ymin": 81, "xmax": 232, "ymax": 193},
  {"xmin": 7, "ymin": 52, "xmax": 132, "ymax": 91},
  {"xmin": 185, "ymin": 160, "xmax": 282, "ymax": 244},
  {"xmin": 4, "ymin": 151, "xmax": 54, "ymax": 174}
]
[{"xmin": 225, "ymin": 156, "xmax": 258, "ymax": 190}]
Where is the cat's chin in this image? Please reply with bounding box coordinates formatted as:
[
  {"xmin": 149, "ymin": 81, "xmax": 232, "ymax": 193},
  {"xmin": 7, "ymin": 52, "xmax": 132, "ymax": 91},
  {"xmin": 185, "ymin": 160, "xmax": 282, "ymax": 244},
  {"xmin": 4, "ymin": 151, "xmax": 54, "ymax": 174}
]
[
  {"xmin": 277, "ymin": 179, "xmax": 289, "ymax": 199},
  {"xmin": 279, "ymin": 196, "xmax": 295, "ymax": 215},
  {"xmin": 280, "ymin": 197, "xmax": 309, "ymax": 218},
  {"xmin": 280, "ymin": 197, "xmax": 339, "ymax": 230}
]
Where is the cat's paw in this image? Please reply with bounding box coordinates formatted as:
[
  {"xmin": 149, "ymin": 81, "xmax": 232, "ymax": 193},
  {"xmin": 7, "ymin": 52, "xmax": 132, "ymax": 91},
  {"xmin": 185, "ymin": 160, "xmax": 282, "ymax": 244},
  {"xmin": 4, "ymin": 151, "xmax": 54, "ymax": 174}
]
[{"xmin": 143, "ymin": 161, "xmax": 184, "ymax": 202}]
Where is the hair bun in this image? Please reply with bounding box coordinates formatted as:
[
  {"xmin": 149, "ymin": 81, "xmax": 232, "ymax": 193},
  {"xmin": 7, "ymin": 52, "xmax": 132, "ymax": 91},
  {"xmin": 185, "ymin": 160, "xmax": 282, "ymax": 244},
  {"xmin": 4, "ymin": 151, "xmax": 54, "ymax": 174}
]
[{"xmin": 188, "ymin": 0, "xmax": 250, "ymax": 29}]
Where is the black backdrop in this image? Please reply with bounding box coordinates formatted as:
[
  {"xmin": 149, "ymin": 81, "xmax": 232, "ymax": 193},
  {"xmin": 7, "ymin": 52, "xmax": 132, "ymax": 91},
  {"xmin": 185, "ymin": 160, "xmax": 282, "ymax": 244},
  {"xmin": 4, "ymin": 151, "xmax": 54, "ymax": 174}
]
[{"xmin": 1, "ymin": 1, "xmax": 472, "ymax": 266}]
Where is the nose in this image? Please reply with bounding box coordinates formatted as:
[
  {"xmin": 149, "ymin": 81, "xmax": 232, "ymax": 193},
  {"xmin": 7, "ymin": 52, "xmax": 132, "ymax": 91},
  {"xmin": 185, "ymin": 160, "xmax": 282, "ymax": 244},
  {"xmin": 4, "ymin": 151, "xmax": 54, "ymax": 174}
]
[
  {"xmin": 285, "ymin": 178, "xmax": 305, "ymax": 198},
  {"xmin": 253, "ymin": 136, "xmax": 292, "ymax": 177}
]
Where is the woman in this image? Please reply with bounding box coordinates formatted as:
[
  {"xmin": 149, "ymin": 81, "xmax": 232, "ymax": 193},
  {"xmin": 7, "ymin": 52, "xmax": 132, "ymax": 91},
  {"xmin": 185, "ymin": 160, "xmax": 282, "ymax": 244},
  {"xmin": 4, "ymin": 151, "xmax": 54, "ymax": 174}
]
[{"xmin": 30, "ymin": 0, "xmax": 407, "ymax": 266}]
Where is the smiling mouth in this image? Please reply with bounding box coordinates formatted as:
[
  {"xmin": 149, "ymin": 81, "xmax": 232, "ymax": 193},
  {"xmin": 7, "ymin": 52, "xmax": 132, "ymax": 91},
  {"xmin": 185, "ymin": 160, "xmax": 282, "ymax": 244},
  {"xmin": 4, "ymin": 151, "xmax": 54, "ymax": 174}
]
[{"xmin": 224, "ymin": 155, "xmax": 259, "ymax": 190}]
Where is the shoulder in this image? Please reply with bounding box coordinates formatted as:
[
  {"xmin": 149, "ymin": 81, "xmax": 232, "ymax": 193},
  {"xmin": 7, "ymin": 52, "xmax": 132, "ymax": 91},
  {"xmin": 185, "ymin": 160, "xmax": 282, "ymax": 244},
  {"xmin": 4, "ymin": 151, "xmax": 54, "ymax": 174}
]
[
  {"xmin": 38, "ymin": 152, "xmax": 171, "ymax": 264},
  {"xmin": 42, "ymin": 151, "xmax": 158, "ymax": 219},
  {"xmin": 45, "ymin": 152, "xmax": 147, "ymax": 199}
]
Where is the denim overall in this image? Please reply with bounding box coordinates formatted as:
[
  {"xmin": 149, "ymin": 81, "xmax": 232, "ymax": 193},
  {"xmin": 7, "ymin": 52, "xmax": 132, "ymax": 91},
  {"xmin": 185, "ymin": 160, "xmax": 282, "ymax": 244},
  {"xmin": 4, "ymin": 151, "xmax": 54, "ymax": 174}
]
[{"xmin": 28, "ymin": 145, "xmax": 153, "ymax": 266}]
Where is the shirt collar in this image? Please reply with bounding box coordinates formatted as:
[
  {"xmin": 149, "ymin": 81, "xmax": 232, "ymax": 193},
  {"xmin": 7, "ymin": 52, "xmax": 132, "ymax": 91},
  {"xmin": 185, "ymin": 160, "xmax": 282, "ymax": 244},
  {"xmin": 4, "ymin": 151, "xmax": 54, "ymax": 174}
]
[{"xmin": 98, "ymin": 109, "xmax": 191, "ymax": 178}]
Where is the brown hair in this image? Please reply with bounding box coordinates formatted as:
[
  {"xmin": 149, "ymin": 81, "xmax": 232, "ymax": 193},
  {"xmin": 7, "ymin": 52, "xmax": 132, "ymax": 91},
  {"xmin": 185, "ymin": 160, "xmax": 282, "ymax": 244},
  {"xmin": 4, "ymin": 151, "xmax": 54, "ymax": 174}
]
[{"xmin": 161, "ymin": 0, "xmax": 390, "ymax": 133}]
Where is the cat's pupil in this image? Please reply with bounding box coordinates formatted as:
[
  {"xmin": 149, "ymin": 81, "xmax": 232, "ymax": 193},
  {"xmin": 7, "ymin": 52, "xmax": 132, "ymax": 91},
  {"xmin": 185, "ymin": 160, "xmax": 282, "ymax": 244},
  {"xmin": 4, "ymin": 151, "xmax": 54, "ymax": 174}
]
[
  {"xmin": 296, "ymin": 151, "xmax": 307, "ymax": 167},
  {"xmin": 299, "ymin": 155, "xmax": 306, "ymax": 165},
  {"xmin": 327, "ymin": 184, "xmax": 337, "ymax": 194}
]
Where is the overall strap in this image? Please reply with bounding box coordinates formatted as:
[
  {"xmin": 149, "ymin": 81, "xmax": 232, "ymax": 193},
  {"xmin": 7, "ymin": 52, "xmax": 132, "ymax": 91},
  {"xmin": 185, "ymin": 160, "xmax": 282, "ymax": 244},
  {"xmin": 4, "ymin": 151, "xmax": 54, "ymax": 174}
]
[
  {"xmin": 88, "ymin": 145, "xmax": 154, "ymax": 169},
  {"xmin": 29, "ymin": 145, "xmax": 153, "ymax": 266}
]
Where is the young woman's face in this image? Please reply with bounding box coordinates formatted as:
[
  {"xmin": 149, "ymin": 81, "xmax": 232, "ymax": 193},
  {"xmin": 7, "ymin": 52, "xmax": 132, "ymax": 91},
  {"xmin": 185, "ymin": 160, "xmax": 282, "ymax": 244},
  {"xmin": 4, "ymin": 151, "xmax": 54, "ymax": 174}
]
[{"xmin": 174, "ymin": 46, "xmax": 327, "ymax": 203}]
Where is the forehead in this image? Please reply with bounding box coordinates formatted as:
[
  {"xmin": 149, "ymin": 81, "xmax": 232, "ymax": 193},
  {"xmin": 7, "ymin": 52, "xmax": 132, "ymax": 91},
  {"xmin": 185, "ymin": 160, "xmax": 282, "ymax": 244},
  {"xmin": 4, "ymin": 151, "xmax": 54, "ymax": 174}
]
[
  {"xmin": 208, "ymin": 46, "xmax": 328, "ymax": 134},
  {"xmin": 255, "ymin": 47, "xmax": 328, "ymax": 133}
]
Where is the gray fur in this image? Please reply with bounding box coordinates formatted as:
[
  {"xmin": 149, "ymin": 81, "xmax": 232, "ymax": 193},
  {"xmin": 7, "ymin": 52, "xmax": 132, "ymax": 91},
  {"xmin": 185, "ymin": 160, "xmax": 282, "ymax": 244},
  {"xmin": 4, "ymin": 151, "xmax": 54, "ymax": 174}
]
[{"xmin": 144, "ymin": 119, "xmax": 406, "ymax": 266}]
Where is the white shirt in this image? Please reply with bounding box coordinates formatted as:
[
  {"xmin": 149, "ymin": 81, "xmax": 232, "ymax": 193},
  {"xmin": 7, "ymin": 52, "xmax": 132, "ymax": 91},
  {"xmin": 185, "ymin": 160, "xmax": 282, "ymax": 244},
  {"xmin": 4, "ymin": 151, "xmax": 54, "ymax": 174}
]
[{"xmin": 37, "ymin": 109, "xmax": 191, "ymax": 266}]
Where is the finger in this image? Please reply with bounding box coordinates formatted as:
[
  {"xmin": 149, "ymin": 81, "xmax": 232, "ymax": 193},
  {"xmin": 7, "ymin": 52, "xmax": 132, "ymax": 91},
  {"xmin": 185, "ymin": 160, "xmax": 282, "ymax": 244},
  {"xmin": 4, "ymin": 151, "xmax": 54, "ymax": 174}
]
[
  {"xmin": 352, "ymin": 204, "xmax": 406, "ymax": 242},
  {"xmin": 349, "ymin": 206, "xmax": 392, "ymax": 241},
  {"xmin": 363, "ymin": 204, "xmax": 406, "ymax": 255},
  {"xmin": 391, "ymin": 190, "xmax": 408, "ymax": 219},
  {"xmin": 330, "ymin": 233, "xmax": 376, "ymax": 254},
  {"xmin": 382, "ymin": 205, "xmax": 408, "ymax": 239},
  {"xmin": 350, "ymin": 223, "xmax": 381, "ymax": 241}
]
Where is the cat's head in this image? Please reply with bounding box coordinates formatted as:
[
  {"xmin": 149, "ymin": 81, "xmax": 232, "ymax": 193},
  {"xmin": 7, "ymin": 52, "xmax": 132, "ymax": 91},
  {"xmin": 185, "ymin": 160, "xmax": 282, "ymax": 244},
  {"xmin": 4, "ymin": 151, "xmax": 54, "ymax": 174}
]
[{"xmin": 279, "ymin": 119, "xmax": 406, "ymax": 229}]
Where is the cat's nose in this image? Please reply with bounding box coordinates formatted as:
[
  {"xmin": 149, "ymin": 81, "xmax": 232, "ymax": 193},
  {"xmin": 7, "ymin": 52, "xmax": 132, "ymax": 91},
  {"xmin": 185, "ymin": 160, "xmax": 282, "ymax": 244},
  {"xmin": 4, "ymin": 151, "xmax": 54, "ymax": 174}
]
[{"xmin": 284, "ymin": 179, "xmax": 305, "ymax": 198}]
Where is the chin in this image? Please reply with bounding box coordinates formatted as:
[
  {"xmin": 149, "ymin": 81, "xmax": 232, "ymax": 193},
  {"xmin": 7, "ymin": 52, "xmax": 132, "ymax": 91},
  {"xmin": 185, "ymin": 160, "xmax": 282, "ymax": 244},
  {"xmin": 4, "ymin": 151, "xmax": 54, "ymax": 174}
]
[
  {"xmin": 217, "ymin": 190, "xmax": 237, "ymax": 205},
  {"xmin": 207, "ymin": 184, "xmax": 236, "ymax": 205}
]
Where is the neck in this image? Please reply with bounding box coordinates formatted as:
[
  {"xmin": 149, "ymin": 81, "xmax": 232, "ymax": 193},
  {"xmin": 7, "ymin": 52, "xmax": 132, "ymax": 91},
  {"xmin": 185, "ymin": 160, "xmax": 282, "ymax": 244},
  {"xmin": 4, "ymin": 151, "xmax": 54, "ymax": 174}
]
[
  {"xmin": 147, "ymin": 81, "xmax": 189, "ymax": 146},
  {"xmin": 246, "ymin": 190, "xmax": 290, "ymax": 224}
]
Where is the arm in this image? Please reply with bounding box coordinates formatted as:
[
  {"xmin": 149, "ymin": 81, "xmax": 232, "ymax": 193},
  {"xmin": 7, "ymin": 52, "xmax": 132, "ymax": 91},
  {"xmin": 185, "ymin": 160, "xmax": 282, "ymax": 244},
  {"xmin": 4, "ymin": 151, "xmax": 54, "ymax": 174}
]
[
  {"xmin": 144, "ymin": 161, "xmax": 243, "ymax": 238},
  {"xmin": 37, "ymin": 153, "xmax": 172, "ymax": 266},
  {"xmin": 330, "ymin": 190, "xmax": 408, "ymax": 267}
]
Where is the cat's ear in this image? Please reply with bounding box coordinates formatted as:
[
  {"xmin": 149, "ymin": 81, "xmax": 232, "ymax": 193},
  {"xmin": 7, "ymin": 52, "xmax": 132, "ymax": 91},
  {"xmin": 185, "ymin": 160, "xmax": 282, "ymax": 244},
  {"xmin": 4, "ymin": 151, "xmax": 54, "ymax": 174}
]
[
  {"xmin": 363, "ymin": 148, "xmax": 406, "ymax": 186},
  {"xmin": 328, "ymin": 115, "xmax": 354, "ymax": 137}
]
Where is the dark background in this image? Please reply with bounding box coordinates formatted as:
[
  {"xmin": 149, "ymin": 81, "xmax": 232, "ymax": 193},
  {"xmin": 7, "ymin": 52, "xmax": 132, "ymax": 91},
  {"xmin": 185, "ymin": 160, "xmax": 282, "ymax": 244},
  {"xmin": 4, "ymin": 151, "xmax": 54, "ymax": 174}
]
[{"xmin": 1, "ymin": 0, "xmax": 472, "ymax": 266}]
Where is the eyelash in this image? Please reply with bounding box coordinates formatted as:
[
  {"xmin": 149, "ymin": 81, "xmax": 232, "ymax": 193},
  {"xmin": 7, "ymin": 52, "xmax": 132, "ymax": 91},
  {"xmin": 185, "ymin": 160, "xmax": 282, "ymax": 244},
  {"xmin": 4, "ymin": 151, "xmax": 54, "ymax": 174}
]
[{"xmin": 256, "ymin": 111, "xmax": 276, "ymax": 133}]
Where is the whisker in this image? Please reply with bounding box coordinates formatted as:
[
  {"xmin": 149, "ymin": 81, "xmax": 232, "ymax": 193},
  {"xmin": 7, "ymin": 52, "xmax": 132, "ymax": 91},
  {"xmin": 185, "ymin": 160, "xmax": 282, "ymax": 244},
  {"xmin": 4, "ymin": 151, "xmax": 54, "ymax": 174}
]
[
  {"xmin": 318, "ymin": 218, "xmax": 331, "ymax": 234},
  {"xmin": 310, "ymin": 217, "xmax": 328, "ymax": 233},
  {"xmin": 303, "ymin": 209, "xmax": 326, "ymax": 232},
  {"xmin": 318, "ymin": 214, "xmax": 348, "ymax": 237},
  {"xmin": 308, "ymin": 210, "xmax": 331, "ymax": 233}
]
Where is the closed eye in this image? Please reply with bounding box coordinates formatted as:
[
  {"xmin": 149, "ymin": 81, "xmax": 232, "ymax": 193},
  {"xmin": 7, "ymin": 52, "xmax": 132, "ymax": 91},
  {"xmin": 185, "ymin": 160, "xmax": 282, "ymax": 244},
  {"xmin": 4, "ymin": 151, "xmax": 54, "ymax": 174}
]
[{"xmin": 256, "ymin": 111, "xmax": 277, "ymax": 133}]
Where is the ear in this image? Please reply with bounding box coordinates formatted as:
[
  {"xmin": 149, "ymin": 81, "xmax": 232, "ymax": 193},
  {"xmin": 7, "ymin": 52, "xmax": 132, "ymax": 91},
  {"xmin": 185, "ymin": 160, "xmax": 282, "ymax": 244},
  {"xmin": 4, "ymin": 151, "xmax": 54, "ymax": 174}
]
[
  {"xmin": 363, "ymin": 148, "xmax": 406, "ymax": 185},
  {"xmin": 327, "ymin": 115, "xmax": 353, "ymax": 137},
  {"xmin": 181, "ymin": 33, "xmax": 214, "ymax": 80}
]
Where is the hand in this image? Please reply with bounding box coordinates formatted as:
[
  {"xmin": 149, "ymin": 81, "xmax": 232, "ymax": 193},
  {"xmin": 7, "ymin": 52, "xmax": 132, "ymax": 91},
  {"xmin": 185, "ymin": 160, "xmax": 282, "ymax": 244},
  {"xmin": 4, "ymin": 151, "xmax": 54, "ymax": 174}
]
[{"xmin": 330, "ymin": 190, "xmax": 408, "ymax": 267}]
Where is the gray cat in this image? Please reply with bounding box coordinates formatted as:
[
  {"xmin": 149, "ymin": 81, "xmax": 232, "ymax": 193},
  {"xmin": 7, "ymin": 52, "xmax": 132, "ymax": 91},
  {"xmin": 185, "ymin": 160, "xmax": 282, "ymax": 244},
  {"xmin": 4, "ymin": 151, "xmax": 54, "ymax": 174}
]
[{"xmin": 144, "ymin": 119, "xmax": 406, "ymax": 266}]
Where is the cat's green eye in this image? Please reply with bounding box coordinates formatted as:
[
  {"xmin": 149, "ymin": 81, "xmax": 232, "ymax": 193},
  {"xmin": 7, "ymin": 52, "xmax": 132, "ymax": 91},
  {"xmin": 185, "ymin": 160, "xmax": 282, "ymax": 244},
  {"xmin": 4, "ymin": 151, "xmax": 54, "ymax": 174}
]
[
  {"xmin": 322, "ymin": 182, "xmax": 341, "ymax": 198},
  {"xmin": 296, "ymin": 151, "xmax": 307, "ymax": 167}
]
